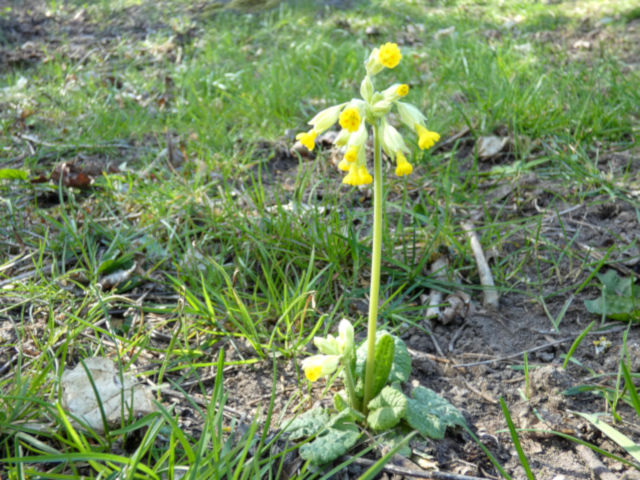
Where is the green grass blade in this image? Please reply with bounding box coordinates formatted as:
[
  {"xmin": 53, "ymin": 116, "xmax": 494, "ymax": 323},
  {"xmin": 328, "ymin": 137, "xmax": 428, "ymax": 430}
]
[
  {"xmin": 500, "ymin": 397, "xmax": 536, "ymax": 480},
  {"xmin": 562, "ymin": 321, "xmax": 595, "ymax": 369},
  {"xmin": 574, "ymin": 412, "xmax": 640, "ymax": 466}
]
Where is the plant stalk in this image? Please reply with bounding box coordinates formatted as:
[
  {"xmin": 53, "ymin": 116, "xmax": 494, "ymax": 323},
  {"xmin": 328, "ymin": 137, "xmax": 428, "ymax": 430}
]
[
  {"xmin": 342, "ymin": 357, "xmax": 360, "ymax": 411},
  {"xmin": 363, "ymin": 120, "xmax": 383, "ymax": 414}
]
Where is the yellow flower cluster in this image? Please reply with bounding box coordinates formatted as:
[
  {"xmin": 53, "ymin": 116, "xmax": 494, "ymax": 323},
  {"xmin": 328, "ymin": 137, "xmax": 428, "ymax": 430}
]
[{"xmin": 295, "ymin": 43, "xmax": 439, "ymax": 186}]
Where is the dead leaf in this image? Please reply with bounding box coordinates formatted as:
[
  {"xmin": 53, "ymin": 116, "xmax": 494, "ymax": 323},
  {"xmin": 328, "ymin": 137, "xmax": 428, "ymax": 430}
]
[
  {"xmin": 60, "ymin": 357, "xmax": 155, "ymax": 432},
  {"xmin": 441, "ymin": 291, "xmax": 471, "ymax": 323},
  {"xmin": 98, "ymin": 262, "xmax": 136, "ymax": 290},
  {"xmin": 476, "ymin": 135, "xmax": 509, "ymax": 160},
  {"xmin": 49, "ymin": 158, "xmax": 119, "ymax": 189}
]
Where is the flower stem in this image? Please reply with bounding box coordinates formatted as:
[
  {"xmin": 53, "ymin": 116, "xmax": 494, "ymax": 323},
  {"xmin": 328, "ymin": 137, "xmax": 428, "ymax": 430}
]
[
  {"xmin": 342, "ymin": 357, "xmax": 360, "ymax": 411},
  {"xmin": 363, "ymin": 120, "xmax": 383, "ymax": 414}
]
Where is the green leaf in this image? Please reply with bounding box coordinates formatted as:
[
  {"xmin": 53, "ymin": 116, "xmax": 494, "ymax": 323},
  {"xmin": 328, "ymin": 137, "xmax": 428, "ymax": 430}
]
[
  {"xmin": 355, "ymin": 332, "xmax": 410, "ymax": 396},
  {"xmin": 0, "ymin": 168, "xmax": 28, "ymax": 181},
  {"xmin": 584, "ymin": 270, "xmax": 640, "ymax": 321},
  {"xmin": 388, "ymin": 335, "xmax": 411, "ymax": 384},
  {"xmin": 367, "ymin": 386, "xmax": 407, "ymax": 431},
  {"xmin": 333, "ymin": 392, "xmax": 348, "ymax": 412},
  {"xmin": 284, "ymin": 408, "xmax": 330, "ymax": 440},
  {"xmin": 405, "ymin": 386, "xmax": 465, "ymax": 439},
  {"xmin": 372, "ymin": 333, "xmax": 394, "ymax": 398},
  {"xmin": 299, "ymin": 418, "xmax": 360, "ymax": 465}
]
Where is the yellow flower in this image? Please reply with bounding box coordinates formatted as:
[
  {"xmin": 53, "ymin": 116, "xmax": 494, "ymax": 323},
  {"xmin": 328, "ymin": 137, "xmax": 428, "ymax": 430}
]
[
  {"xmin": 357, "ymin": 165, "xmax": 373, "ymax": 185},
  {"xmin": 339, "ymin": 107, "xmax": 361, "ymax": 133},
  {"xmin": 342, "ymin": 164, "xmax": 358, "ymax": 185},
  {"xmin": 302, "ymin": 355, "xmax": 339, "ymax": 382},
  {"xmin": 395, "ymin": 152, "xmax": 413, "ymax": 176},
  {"xmin": 296, "ymin": 129, "xmax": 317, "ymax": 151},
  {"xmin": 415, "ymin": 124, "xmax": 440, "ymax": 150},
  {"xmin": 338, "ymin": 158, "xmax": 351, "ymax": 171},
  {"xmin": 378, "ymin": 42, "xmax": 401, "ymax": 69},
  {"xmin": 396, "ymin": 84, "xmax": 409, "ymax": 96},
  {"xmin": 344, "ymin": 146, "xmax": 358, "ymax": 163}
]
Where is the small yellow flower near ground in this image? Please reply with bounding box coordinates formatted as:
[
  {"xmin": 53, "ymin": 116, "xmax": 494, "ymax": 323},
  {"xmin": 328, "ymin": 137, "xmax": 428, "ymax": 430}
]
[
  {"xmin": 415, "ymin": 124, "xmax": 440, "ymax": 150},
  {"xmin": 378, "ymin": 42, "xmax": 402, "ymax": 69},
  {"xmin": 339, "ymin": 107, "xmax": 361, "ymax": 133},
  {"xmin": 302, "ymin": 354, "xmax": 339, "ymax": 382},
  {"xmin": 296, "ymin": 129, "xmax": 317, "ymax": 151},
  {"xmin": 395, "ymin": 152, "xmax": 413, "ymax": 176}
]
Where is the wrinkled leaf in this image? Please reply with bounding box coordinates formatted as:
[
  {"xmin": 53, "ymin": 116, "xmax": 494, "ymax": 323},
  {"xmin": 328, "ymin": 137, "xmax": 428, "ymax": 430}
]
[
  {"xmin": 299, "ymin": 418, "xmax": 360, "ymax": 465},
  {"xmin": 0, "ymin": 168, "xmax": 28, "ymax": 181},
  {"xmin": 372, "ymin": 333, "xmax": 394, "ymax": 398},
  {"xmin": 60, "ymin": 357, "xmax": 155, "ymax": 433},
  {"xmin": 284, "ymin": 407, "xmax": 330, "ymax": 440},
  {"xmin": 388, "ymin": 335, "xmax": 411, "ymax": 384},
  {"xmin": 405, "ymin": 386, "xmax": 465, "ymax": 439},
  {"xmin": 367, "ymin": 386, "xmax": 407, "ymax": 431},
  {"xmin": 356, "ymin": 332, "xmax": 411, "ymax": 392},
  {"xmin": 584, "ymin": 270, "xmax": 640, "ymax": 321}
]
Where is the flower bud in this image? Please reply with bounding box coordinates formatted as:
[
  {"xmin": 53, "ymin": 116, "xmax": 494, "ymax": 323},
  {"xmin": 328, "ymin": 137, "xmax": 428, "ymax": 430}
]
[
  {"xmin": 360, "ymin": 75, "xmax": 374, "ymax": 103},
  {"xmin": 365, "ymin": 48, "xmax": 384, "ymax": 76},
  {"xmin": 380, "ymin": 118, "xmax": 408, "ymax": 158},
  {"xmin": 395, "ymin": 101, "xmax": 426, "ymax": 130},
  {"xmin": 334, "ymin": 128, "xmax": 351, "ymax": 146},
  {"xmin": 338, "ymin": 319, "xmax": 354, "ymax": 354},
  {"xmin": 314, "ymin": 335, "xmax": 340, "ymax": 355},
  {"xmin": 308, "ymin": 104, "xmax": 344, "ymax": 133}
]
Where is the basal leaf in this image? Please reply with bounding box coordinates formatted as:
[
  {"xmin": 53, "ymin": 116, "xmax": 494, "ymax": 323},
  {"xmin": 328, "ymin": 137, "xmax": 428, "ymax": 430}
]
[
  {"xmin": 388, "ymin": 335, "xmax": 411, "ymax": 384},
  {"xmin": 285, "ymin": 408, "xmax": 330, "ymax": 440},
  {"xmin": 405, "ymin": 386, "xmax": 465, "ymax": 440},
  {"xmin": 584, "ymin": 270, "xmax": 640, "ymax": 321},
  {"xmin": 367, "ymin": 386, "xmax": 407, "ymax": 431},
  {"xmin": 355, "ymin": 332, "xmax": 410, "ymax": 395},
  {"xmin": 372, "ymin": 333, "xmax": 394, "ymax": 398},
  {"xmin": 299, "ymin": 419, "xmax": 360, "ymax": 465}
]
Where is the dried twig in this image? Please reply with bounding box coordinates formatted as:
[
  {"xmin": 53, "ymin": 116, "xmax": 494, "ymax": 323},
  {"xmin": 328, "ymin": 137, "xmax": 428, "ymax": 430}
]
[
  {"xmin": 453, "ymin": 325, "xmax": 630, "ymax": 368},
  {"xmin": 343, "ymin": 454, "xmax": 487, "ymax": 480},
  {"xmin": 461, "ymin": 222, "xmax": 499, "ymax": 308}
]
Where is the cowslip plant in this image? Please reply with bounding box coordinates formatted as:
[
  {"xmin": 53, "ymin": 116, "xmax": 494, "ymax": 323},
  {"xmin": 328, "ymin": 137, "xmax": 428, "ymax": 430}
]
[{"xmin": 289, "ymin": 43, "xmax": 464, "ymax": 465}]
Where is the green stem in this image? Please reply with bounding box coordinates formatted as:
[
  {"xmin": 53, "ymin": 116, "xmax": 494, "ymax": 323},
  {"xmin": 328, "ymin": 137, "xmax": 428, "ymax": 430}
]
[
  {"xmin": 342, "ymin": 357, "xmax": 360, "ymax": 411},
  {"xmin": 362, "ymin": 120, "xmax": 383, "ymax": 414}
]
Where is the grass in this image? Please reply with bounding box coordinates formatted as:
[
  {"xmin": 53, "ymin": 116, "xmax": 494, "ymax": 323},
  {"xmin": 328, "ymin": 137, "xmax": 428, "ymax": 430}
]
[{"xmin": 1, "ymin": 0, "xmax": 640, "ymax": 477}]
